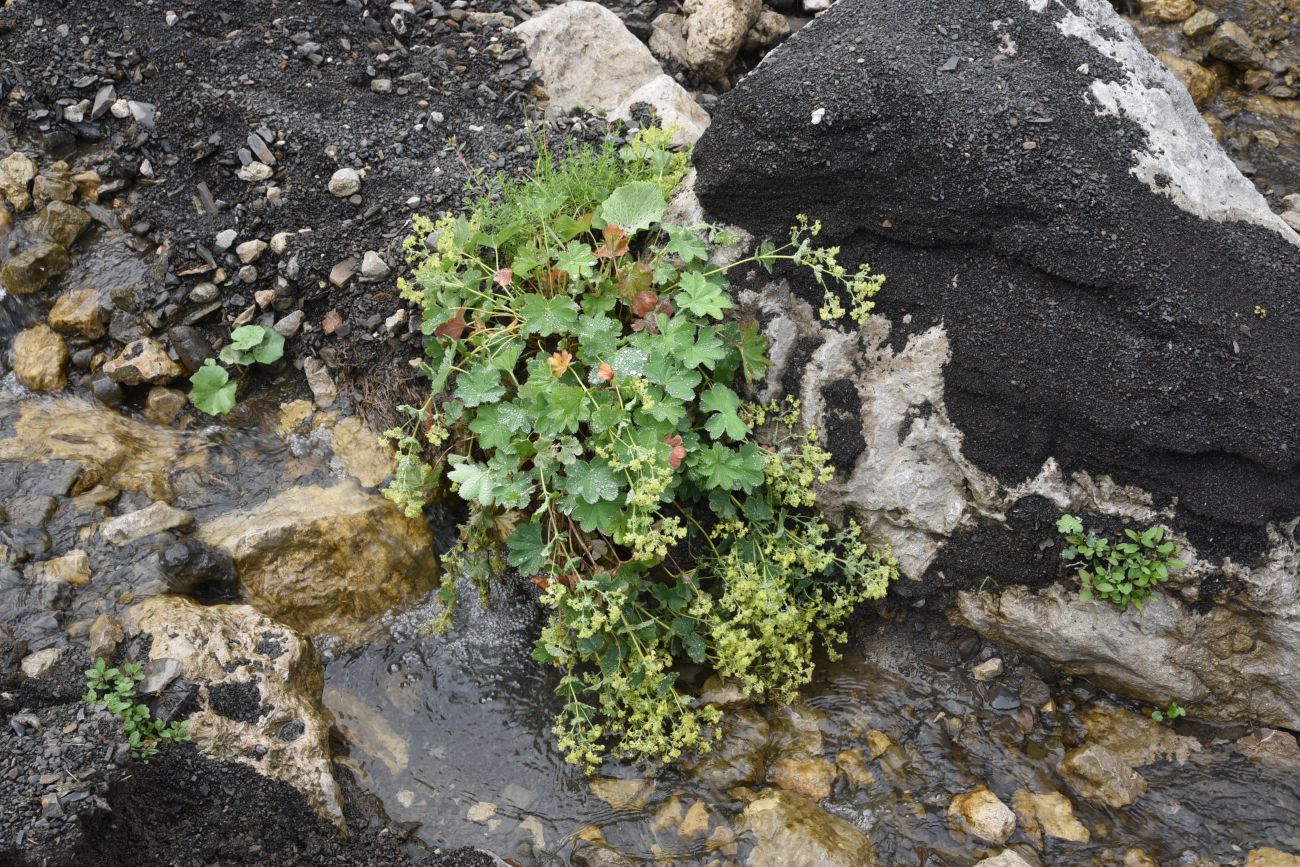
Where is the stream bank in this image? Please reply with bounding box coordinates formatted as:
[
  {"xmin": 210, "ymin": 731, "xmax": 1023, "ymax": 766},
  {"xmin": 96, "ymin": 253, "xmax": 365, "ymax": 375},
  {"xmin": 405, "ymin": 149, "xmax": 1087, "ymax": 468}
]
[{"xmin": 1, "ymin": 0, "xmax": 1299, "ymax": 864}]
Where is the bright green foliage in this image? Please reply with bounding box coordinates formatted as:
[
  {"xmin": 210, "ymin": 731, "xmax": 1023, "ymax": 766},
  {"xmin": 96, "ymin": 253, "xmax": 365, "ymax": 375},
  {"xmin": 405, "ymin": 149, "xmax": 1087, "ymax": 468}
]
[
  {"xmin": 219, "ymin": 324, "xmax": 285, "ymax": 366},
  {"xmin": 385, "ymin": 130, "xmax": 898, "ymax": 769},
  {"xmin": 83, "ymin": 658, "xmax": 190, "ymax": 761},
  {"xmin": 1057, "ymin": 514, "xmax": 1187, "ymax": 610},
  {"xmin": 1151, "ymin": 700, "xmax": 1186, "ymax": 723},
  {"xmin": 190, "ymin": 324, "xmax": 285, "ymax": 415},
  {"xmin": 189, "ymin": 359, "xmax": 237, "ymax": 416}
]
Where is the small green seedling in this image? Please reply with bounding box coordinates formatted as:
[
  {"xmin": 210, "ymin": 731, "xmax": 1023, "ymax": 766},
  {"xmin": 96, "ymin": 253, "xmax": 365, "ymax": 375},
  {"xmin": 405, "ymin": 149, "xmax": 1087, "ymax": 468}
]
[
  {"xmin": 189, "ymin": 324, "xmax": 286, "ymax": 416},
  {"xmin": 217, "ymin": 324, "xmax": 285, "ymax": 367},
  {"xmin": 1056, "ymin": 514, "xmax": 1186, "ymax": 610},
  {"xmin": 84, "ymin": 658, "xmax": 190, "ymax": 761},
  {"xmin": 1151, "ymin": 701, "xmax": 1186, "ymax": 723}
]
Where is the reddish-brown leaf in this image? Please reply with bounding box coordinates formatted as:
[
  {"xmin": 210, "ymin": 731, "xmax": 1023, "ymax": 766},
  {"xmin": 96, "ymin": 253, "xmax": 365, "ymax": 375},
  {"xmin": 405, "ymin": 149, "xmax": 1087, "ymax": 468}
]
[
  {"xmin": 617, "ymin": 260, "xmax": 653, "ymax": 300},
  {"xmin": 632, "ymin": 290, "xmax": 658, "ymax": 318},
  {"xmin": 597, "ymin": 362, "xmax": 614, "ymax": 382},
  {"xmin": 539, "ymin": 267, "xmax": 569, "ymax": 294},
  {"xmin": 435, "ymin": 307, "xmax": 468, "ymax": 340},
  {"xmin": 494, "ymin": 267, "xmax": 513, "ymax": 287},
  {"xmin": 664, "ymin": 434, "xmax": 687, "ymax": 470},
  {"xmin": 594, "ymin": 224, "xmax": 630, "ymax": 259},
  {"xmin": 321, "ymin": 309, "xmax": 344, "ymax": 335}
]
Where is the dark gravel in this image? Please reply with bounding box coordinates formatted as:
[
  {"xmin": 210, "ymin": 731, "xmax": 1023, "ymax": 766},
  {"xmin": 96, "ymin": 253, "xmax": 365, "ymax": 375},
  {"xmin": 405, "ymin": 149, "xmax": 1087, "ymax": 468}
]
[{"xmin": 0, "ymin": 0, "xmax": 641, "ymax": 427}]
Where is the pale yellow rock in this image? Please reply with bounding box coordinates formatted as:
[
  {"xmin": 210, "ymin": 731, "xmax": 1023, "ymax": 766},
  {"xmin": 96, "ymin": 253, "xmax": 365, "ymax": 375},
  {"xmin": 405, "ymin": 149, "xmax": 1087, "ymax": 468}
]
[
  {"xmin": 1139, "ymin": 0, "xmax": 1197, "ymax": 22},
  {"xmin": 125, "ymin": 596, "xmax": 344, "ymax": 828},
  {"xmin": 679, "ymin": 800, "xmax": 712, "ymax": 840},
  {"xmin": 1012, "ymin": 789, "xmax": 1090, "ymax": 844},
  {"xmin": 71, "ymin": 170, "xmax": 101, "ymax": 202},
  {"xmin": 1159, "ymin": 52, "xmax": 1220, "ymax": 106},
  {"xmin": 768, "ymin": 757, "xmax": 837, "ymax": 802},
  {"xmin": 144, "ymin": 387, "xmax": 187, "ymax": 426},
  {"xmin": 0, "ymin": 397, "xmax": 194, "ymax": 495},
  {"xmin": 866, "ymin": 729, "xmax": 892, "ymax": 759},
  {"xmin": 1247, "ymin": 849, "xmax": 1300, "ymax": 867},
  {"xmin": 197, "ymin": 480, "xmax": 437, "ymax": 639},
  {"xmin": 835, "ymin": 749, "xmax": 874, "ymax": 788},
  {"xmin": 26, "ymin": 550, "xmax": 91, "ymax": 586},
  {"xmin": 948, "ymin": 786, "xmax": 1016, "ymax": 845},
  {"xmin": 88, "ymin": 614, "xmax": 124, "ymax": 661},
  {"xmin": 12, "ymin": 324, "xmax": 68, "ymax": 391},
  {"xmin": 277, "ymin": 399, "xmax": 315, "ymax": 435},
  {"xmin": 103, "ymin": 337, "xmax": 185, "ymax": 385},
  {"xmin": 0, "ymin": 152, "xmax": 38, "ymax": 211},
  {"xmin": 32, "ymin": 175, "xmax": 76, "ymax": 205},
  {"xmin": 1125, "ymin": 850, "xmax": 1159, "ymax": 867},
  {"xmin": 101, "ymin": 501, "xmax": 192, "ymax": 545},
  {"xmin": 467, "ymin": 801, "xmax": 496, "ymax": 824},
  {"xmin": 740, "ymin": 790, "xmax": 880, "ymax": 867},
  {"xmin": 328, "ymin": 416, "xmax": 394, "ymax": 487},
  {"xmin": 589, "ymin": 777, "xmax": 655, "ymax": 811},
  {"xmin": 48, "ymin": 287, "xmax": 105, "ymax": 339},
  {"xmin": 975, "ymin": 853, "xmax": 1034, "ymax": 867},
  {"xmin": 323, "ymin": 687, "xmax": 410, "ymax": 774},
  {"xmin": 27, "ymin": 201, "xmax": 91, "ymax": 248}
]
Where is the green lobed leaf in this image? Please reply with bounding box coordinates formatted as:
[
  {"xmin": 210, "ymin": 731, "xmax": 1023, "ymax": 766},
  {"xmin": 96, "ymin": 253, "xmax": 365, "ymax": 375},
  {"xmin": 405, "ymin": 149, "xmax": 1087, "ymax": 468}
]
[
  {"xmin": 506, "ymin": 522, "xmax": 549, "ymax": 576},
  {"xmin": 598, "ymin": 181, "xmax": 667, "ymax": 233},
  {"xmin": 700, "ymin": 384, "xmax": 748, "ymax": 440},
  {"xmin": 675, "ymin": 271, "xmax": 733, "ymax": 319},
  {"xmin": 446, "ymin": 455, "xmax": 497, "ymax": 507},
  {"xmin": 251, "ymin": 328, "xmax": 285, "ymax": 364},
  {"xmin": 563, "ymin": 459, "xmax": 624, "ymax": 504},
  {"xmin": 190, "ymin": 360, "xmax": 237, "ymax": 415},
  {"xmin": 520, "ymin": 293, "xmax": 580, "ymax": 337},
  {"xmin": 454, "ymin": 363, "xmax": 506, "ymax": 408}
]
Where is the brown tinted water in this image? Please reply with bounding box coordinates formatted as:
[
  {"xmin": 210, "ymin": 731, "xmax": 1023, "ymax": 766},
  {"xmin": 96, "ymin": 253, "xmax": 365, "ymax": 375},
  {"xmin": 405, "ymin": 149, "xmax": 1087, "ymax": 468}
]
[{"xmin": 324, "ymin": 578, "xmax": 1300, "ymax": 865}]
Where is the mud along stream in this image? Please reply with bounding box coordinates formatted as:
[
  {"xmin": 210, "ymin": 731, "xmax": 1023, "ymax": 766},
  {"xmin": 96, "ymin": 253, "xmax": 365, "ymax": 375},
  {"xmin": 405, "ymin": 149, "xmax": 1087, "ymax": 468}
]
[{"xmin": 2, "ymin": 214, "xmax": 1298, "ymax": 865}]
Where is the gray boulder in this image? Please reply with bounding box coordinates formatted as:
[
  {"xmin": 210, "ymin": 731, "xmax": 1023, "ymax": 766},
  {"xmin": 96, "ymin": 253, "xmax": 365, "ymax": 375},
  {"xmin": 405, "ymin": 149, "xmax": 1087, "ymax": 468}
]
[{"xmin": 692, "ymin": 0, "xmax": 1300, "ymax": 726}]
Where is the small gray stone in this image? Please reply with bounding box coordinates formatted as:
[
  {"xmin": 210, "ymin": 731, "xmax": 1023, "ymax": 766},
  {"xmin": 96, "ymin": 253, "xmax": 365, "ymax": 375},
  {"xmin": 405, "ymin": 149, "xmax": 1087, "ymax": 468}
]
[
  {"xmin": 21, "ymin": 647, "xmax": 60, "ymax": 679},
  {"xmin": 360, "ymin": 250, "xmax": 391, "ymax": 279},
  {"xmin": 328, "ymin": 168, "xmax": 362, "ymax": 197},
  {"xmin": 370, "ymin": 78, "xmax": 393, "ymax": 94},
  {"xmin": 137, "ymin": 657, "xmax": 183, "ymax": 693},
  {"xmin": 247, "ymin": 133, "xmax": 276, "ymax": 166},
  {"xmin": 273, "ymin": 310, "xmax": 305, "ymax": 337},
  {"xmin": 236, "ymin": 239, "xmax": 268, "ymax": 264},
  {"xmin": 92, "ymin": 85, "xmax": 117, "ymax": 119},
  {"xmin": 237, "ymin": 162, "xmax": 273, "ymax": 182},
  {"xmin": 214, "ymin": 229, "xmax": 237, "ymax": 250},
  {"xmin": 304, "ymin": 357, "xmax": 337, "ymax": 408},
  {"xmin": 127, "ymin": 100, "xmax": 156, "ymax": 129},
  {"xmin": 189, "ymin": 282, "xmax": 219, "ymax": 303}
]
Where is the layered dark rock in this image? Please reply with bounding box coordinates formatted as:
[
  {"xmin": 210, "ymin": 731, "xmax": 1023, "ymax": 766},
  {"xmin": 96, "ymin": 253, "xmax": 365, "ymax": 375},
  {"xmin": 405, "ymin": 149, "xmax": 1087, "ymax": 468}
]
[
  {"xmin": 692, "ymin": 0, "xmax": 1300, "ymax": 730},
  {"xmin": 694, "ymin": 0, "xmax": 1300, "ymax": 560}
]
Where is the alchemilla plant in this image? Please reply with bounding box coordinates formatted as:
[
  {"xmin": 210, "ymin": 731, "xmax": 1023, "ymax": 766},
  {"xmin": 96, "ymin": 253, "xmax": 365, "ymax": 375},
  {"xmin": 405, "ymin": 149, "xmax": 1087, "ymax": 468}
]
[{"xmin": 385, "ymin": 129, "xmax": 897, "ymax": 768}]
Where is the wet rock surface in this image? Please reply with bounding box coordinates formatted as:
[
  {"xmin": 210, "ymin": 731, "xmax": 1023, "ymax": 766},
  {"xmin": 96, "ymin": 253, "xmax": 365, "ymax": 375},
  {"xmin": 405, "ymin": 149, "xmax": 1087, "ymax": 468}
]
[
  {"xmin": 740, "ymin": 789, "xmax": 879, "ymax": 866},
  {"xmin": 197, "ymin": 480, "xmax": 437, "ymax": 639}
]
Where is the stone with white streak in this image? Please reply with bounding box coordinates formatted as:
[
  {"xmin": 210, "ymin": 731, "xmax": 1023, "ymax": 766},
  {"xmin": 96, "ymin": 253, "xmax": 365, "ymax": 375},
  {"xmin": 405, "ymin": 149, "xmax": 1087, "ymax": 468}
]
[
  {"xmin": 125, "ymin": 596, "xmax": 345, "ymax": 828},
  {"xmin": 515, "ymin": 2, "xmax": 710, "ymax": 144}
]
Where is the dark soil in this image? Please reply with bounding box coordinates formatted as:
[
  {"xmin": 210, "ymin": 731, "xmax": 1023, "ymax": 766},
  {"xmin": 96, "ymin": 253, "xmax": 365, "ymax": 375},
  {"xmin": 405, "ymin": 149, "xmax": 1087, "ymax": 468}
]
[
  {"xmin": 0, "ymin": 641, "xmax": 498, "ymax": 867},
  {"xmin": 0, "ymin": 0, "xmax": 638, "ymax": 427},
  {"xmin": 695, "ymin": 0, "xmax": 1300, "ymax": 564}
]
